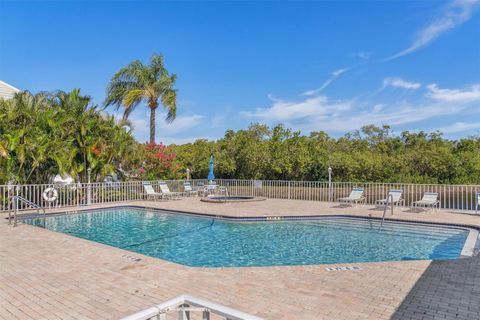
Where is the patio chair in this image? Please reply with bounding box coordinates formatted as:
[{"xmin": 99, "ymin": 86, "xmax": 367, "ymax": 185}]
[
  {"xmin": 411, "ymin": 192, "xmax": 439, "ymax": 211},
  {"xmin": 143, "ymin": 182, "xmax": 163, "ymax": 201},
  {"xmin": 201, "ymin": 183, "xmax": 217, "ymax": 197},
  {"xmin": 158, "ymin": 181, "xmax": 183, "ymax": 200},
  {"xmin": 476, "ymin": 192, "xmax": 480, "ymax": 214},
  {"xmin": 337, "ymin": 188, "xmax": 365, "ymax": 206},
  {"xmin": 183, "ymin": 182, "xmax": 198, "ymax": 197},
  {"xmin": 196, "ymin": 182, "xmax": 207, "ymax": 197},
  {"xmin": 375, "ymin": 189, "xmax": 404, "ymax": 208}
]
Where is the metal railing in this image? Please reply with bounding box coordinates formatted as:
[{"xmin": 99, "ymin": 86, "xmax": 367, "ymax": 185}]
[
  {"xmin": 9, "ymin": 195, "xmax": 46, "ymax": 227},
  {"xmin": 381, "ymin": 193, "xmax": 394, "ymax": 227},
  {"xmin": 1, "ymin": 179, "xmax": 479, "ymax": 214},
  {"xmin": 121, "ymin": 294, "xmax": 263, "ymax": 320},
  {"xmin": 211, "ymin": 179, "xmax": 480, "ymax": 212}
]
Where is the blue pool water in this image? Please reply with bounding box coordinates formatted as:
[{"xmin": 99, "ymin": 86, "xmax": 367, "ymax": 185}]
[{"xmin": 25, "ymin": 207, "xmax": 469, "ymax": 267}]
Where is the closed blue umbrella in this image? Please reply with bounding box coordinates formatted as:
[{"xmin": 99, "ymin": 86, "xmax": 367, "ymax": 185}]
[{"xmin": 208, "ymin": 155, "xmax": 215, "ymax": 181}]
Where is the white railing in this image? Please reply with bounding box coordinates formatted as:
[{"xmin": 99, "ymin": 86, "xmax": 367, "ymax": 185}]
[
  {"xmin": 213, "ymin": 179, "xmax": 480, "ymax": 212},
  {"xmin": 1, "ymin": 179, "xmax": 479, "ymax": 213},
  {"xmin": 121, "ymin": 294, "xmax": 263, "ymax": 320}
]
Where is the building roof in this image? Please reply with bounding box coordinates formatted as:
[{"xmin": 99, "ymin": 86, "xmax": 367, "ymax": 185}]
[{"xmin": 0, "ymin": 80, "xmax": 21, "ymax": 100}]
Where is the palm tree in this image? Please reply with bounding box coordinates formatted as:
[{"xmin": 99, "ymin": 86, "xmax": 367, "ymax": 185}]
[{"xmin": 104, "ymin": 53, "xmax": 177, "ymax": 143}]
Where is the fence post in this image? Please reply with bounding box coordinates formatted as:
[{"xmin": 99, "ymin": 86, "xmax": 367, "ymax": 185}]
[
  {"xmin": 288, "ymin": 181, "xmax": 291, "ymax": 200},
  {"xmin": 328, "ymin": 167, "xmax": 332, "ymax": 202},
  {"xmin": 87, "ymin": 185, "xmax": 91, "ymax": 206},
  {"xmin": 13, "ymin": 186, "xmax": 19, "ymax": 227}
]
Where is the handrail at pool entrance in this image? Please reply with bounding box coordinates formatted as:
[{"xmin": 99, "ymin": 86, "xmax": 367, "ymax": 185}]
[
  {"xmin": 120, "ymin": 294, "xmax": 264, "ymax": 320},
  {"xmin": 1, "ymin": 179, "xmax": 479, "ymax": 214},
  {"xmin": 381, "ymin": 193, "xmax": 394, "ymax": 227},
  {"xmin": 10, "ymin": 195, "xmax": 46, "ymax": 227}
]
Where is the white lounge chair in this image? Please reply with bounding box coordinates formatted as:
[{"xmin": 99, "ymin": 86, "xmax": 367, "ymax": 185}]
[
  {"xmin": 202, "ymin": 183, "xmax": 217, "ymax": 197},
  {"xmin": 475, "ymin": 192, "xmax": 480, "ymax": 214},
  {"xmin": 143, "ymin": 182, "xmax": 163, "ymax": 201},
  {"xmin": 412, "ymin": 192, "xmax": 439, "ymax": 211},
  {"xmin": 338, "ymin": 188, "xmax": 365, "ymax": 206},
  {"xmin": 158, "ymin": 181, "xmax": 183, "ymax": 200},
  {"xmin": 375, "ymin": 189, "xmax": 404, "ymax": 208},
  {"xmin": 183, "ymin": 182, "xmax": 198, "ymax": 197}
]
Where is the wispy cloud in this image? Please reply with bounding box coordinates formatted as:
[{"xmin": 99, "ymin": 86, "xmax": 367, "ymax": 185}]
[
  {"xmin": 350, "ymin": 51, "xmax": 372, "ymax": 61},
  {"xmin": 160, "ymin": 136, "xmax": 213, "ymax": 145},
  {"xmin": 303, "ymin": 68, "xmax": 349, "ymax": 96},
  {"xmin": 436, "ymin": 121, "xmax": 480, "ymax": 134},
  {"xmin": 382, "ymin": 77, "xmax": 421, "ymax": 90},
  {"xmin": 242, "ymin": 82, "xmax": 479, "ymax": 134},
  {"xmin": 130, "ymin": 113, "xmax": 204, "ymax": 142},
  {"xmin": 242, "ymin": 95, "xmax": 352, "ymax": 121},
  {"xmin": 426, "ymin": 83, "xmax": 480, "ymax": 102},
  {"xmin": 387, "ymin": 0, "xmax": 480, "ymax": 60}
]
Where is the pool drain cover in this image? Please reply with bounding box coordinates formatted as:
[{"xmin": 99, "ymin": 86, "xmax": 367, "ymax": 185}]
[
  {"xmin": 122, "ymin": 254, "xmax": 142, "ymax": 262},
  {"xmin": 325, "ymin": 266, "xmax": 361, "ymax": 272}
]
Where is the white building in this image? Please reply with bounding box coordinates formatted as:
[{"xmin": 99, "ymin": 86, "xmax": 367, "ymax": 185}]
[{"xmin": 0, "ymin": 80, "xmax": 20, "ymax": 99}]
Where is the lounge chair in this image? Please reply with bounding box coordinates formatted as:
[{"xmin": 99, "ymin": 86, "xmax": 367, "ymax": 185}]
[
  {"xmin": 375, "ymin": 189, "xmax": 404, "ymax": 208},
  {"xmin": 143, "ymin": 182, "xmax": 163, "ymax": 201},
  {"xmin": 411, "ymin": 192, "xmax": 439, "ymax": 211},
  {"xmin": 202, "ymin": 183, "xmax": 217, "ymax": 197},
  {"xmin": 158, "ymin": 181, "xmax": 183, "ymax": 200},
  {"xmin": 476, "ymin": 192, "xmax": 480, "ymax": 214},
  {"xmin": 183, "ymin": 182, "xmax": 198, "ymax": 197},
  {"xmin": 338, "ymin": 188, "xmax": 365, "ymax": 206}
]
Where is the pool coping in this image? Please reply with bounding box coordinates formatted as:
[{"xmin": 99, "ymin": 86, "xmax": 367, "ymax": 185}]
[
  {"xmin": 15, "ymin": 204, "xmax": 480, "ymax": 260},
  {"xmin": 200, "ymin": 196, "xmax": 267, "ymax": 203}
]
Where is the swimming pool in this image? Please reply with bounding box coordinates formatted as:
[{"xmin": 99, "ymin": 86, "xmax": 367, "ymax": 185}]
[{"xmin": 24, "ymin": 207, "xmax": 472, "ymax": 267}]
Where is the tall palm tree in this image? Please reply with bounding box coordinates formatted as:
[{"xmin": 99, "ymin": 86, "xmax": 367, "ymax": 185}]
[{"xmin": 104, "ymin": 53, "xmax": 177, "ymax": 143}]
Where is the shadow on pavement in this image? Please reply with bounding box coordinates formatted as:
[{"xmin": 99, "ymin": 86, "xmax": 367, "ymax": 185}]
[{"xmin": 390, "ymin": 256, "xmax": 480, "ymax": 320}]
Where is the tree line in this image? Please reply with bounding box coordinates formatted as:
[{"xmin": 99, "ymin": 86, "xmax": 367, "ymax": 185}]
[{"xmin": 170, "ymin": 124, "xmax": 480, "ymax": 184}]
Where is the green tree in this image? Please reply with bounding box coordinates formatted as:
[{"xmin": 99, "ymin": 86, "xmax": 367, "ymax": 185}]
[
  {"xmin": 0, "ymin": 90, "xmax": 139, "ymax": 184},
  {"xmin": 105, "ymin": 53, "xmax": 177, "ymax": 143}
]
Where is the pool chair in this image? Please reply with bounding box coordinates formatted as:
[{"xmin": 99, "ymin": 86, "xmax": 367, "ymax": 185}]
[
  {"xmin": 143, "ymin": 182, "xmax": 163, "ymax": 201},
  {"xmin": 375, "ymin": 189, "xmax": 404, "ymax": 209},
  {"xmin": 338, "ymin": 188, "xmax": 365, "ymax": 206},
  {"xmin": 158, "ymin": 181, "xmax": 183, "ymax": 200},
  {"xmin": 475, "ymin": 192, "xmax": 480, "ymax": 214},
  {"xmin": 183, "ymin": 181, "xmax": 198, "ymax": 197},
  {"xmin": 411, "ymin": 192, "xmax": 439, "ymax": 212}
]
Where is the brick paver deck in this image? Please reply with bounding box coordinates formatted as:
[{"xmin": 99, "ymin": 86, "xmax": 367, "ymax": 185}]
[{"xmin": 1, "ymin": 198, "xmax": 479, "ymax": 320}]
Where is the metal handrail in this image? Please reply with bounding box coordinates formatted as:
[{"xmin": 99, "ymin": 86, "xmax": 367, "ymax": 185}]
[
  {"xmin": 9, "ymin": 195, "xmax": 46, "ymax": 227},
  {"xmin": 121, "ymin": 294, "xmax": 264, "ymax": 320},
  {"xmin": 380, "ymin": 193, "xmax": 394, "ymax": 227},
  {"xmin": 2, "ymin": 179, "xmax": 480, "ymax": 213}
]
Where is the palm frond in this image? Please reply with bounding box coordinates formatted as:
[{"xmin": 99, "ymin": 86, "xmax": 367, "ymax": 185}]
[
  {"xmin": 122, "ymin": 89, "xmax": 147, "ymax": 119},
  {"xmin": 161, "ymin": 89, "xmax": 177, "ymax": 123}
]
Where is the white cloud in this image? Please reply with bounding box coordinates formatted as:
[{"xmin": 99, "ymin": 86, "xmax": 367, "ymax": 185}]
[
  {"xmin": 350, "ymin": 51, "xmax": 372, "ymax": 60},
  {"xmin": 332, "ymin": 68, "xmax": 348, "ymax": 77},
  {"xmin": 242, "ymin": 95, "xmax": 352, "ymax": 121},
  {"xmin": 130, "ymin": 113, "xmax": 204, "ymax": 142},
  {"xmin": 242, "ymin": 82, "xmax": 479, "ymax": 134},
  {"xmin": 293, "ymin": 102, "xmax": 467, "ymax": 133},
  {"xmin": 426, "ymin": 83, "xmax": 480, "ymax": 102},
  {"xmin": 387, "ymin": 0, "xmax": 480, "ymax": 60},
  {"xmin": 436, "ymin": 121, "xmax": 480, "ymax": 134},
  {"xmin": 383, "ymin": 77, "xmax": 421, "ymax": 90},
  {"xmin": 303, "ymin": 68, "xmax": 349, "ymax": 96},
  {"xmin": 160, "ymin": 136, "xmax": 213, "ymax": 145}
]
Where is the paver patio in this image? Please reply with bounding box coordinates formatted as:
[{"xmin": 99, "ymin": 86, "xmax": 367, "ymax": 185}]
[{"xmin": 1, "ymin": 198, "xmax": 479, "ymax": 320}]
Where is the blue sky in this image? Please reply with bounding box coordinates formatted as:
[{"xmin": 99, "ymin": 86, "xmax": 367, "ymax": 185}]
[{"xmin": 1, "ymin": 0, "xmax": 479, "ymax": 143}]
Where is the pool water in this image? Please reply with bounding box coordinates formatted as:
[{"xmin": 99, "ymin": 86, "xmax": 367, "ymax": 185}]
[{"xmin": 25, "ymin": 207, "xmax": 469, "ymax": 267}]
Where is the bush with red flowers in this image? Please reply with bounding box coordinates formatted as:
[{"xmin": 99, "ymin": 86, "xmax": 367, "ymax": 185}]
[{"xmin": 138, "ymin": 142, "xmax": 178, "ymax": 180}]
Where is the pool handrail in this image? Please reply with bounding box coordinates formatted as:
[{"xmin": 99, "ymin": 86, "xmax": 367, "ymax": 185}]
[{"xmin": 120, "ymin": 294, "xmax": 264, "ymax": 320}]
